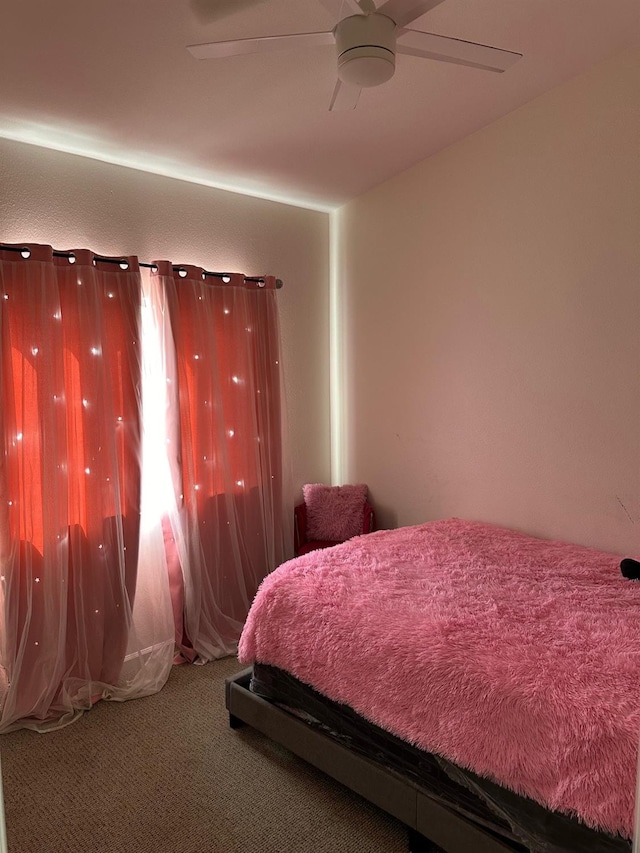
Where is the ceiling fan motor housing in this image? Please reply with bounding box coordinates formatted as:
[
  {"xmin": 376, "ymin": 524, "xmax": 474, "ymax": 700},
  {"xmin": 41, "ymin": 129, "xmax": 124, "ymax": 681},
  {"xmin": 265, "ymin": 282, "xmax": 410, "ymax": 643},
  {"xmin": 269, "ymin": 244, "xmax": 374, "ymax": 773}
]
[{"xmin": 335, "ymin": 13, "xmax": 396, "ymax": 88}]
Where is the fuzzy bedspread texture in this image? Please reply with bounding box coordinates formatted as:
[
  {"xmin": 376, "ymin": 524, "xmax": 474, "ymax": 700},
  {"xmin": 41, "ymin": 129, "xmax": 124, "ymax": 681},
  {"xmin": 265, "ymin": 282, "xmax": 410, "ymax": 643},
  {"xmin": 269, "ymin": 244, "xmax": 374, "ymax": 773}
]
[{"xmin": 239, "ymin": 518, "xmax": 640, "ymax": 839}]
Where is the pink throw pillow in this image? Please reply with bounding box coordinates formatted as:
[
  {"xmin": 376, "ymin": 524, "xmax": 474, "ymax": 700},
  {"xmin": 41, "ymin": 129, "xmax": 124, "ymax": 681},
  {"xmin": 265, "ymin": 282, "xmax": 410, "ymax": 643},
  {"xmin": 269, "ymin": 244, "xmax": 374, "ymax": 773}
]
[{"xmin": 303, "ymin": 483, "xmax": 367, "ymax": 542}]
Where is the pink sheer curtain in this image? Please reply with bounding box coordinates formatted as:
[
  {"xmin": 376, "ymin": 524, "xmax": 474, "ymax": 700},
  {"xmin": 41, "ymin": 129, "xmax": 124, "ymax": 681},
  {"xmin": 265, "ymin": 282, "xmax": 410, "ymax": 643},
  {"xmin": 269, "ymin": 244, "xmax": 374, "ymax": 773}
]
[
  {"xmin": 0, "ymin": 245, "xmax": 173, "ymax": 732},
  {"xmin": 154, "ymin": 262, "xmax": 291, "ymax": 661}
]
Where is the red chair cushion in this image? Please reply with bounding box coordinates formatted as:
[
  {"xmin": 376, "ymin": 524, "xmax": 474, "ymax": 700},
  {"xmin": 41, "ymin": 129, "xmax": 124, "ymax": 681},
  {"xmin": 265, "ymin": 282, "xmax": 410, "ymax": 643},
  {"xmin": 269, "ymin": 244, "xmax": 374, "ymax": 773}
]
[{"xmin": 302, "ymin": 483, "xmax": 367, "ymax": 541}]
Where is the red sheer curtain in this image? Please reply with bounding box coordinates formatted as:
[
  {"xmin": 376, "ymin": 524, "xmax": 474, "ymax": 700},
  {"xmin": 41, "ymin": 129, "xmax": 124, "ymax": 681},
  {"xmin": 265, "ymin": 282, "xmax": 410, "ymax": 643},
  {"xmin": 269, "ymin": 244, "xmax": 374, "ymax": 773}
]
[
  {"xmin": 0, "ymin": 245, "xmax": 144, "ymax": 730},
  {"xmin": 155, "ymin": 263, "xmax": 290, "ymax": 661}
]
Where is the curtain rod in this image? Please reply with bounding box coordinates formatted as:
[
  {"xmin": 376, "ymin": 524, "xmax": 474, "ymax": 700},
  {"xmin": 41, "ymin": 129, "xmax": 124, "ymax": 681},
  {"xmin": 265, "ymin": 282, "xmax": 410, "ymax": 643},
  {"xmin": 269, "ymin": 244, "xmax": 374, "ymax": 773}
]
[{"xmin": 0, "ymin": 244, "xmax": 283, "ymax": 289}]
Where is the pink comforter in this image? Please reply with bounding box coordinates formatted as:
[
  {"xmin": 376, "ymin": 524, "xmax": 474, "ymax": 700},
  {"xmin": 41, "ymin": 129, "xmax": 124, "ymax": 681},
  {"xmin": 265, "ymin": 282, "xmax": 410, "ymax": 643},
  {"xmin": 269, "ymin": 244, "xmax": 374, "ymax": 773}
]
[{"xmin": 239, "ymin": 518, "xmax": 640, "ymax": 839}]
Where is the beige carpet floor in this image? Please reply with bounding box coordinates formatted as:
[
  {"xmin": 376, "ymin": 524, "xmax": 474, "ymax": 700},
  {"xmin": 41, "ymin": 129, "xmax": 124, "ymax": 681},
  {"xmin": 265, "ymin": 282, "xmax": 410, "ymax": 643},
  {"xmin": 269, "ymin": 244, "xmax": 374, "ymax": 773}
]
[{"xmin": 0, "ymin": 657, "xmax": 408, "ymax": 852}]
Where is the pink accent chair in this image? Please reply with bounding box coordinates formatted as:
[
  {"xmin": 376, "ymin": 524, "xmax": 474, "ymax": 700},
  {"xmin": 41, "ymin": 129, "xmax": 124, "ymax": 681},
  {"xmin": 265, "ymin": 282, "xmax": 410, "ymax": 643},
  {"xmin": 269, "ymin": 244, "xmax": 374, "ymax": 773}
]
[{"xmin": 294, "ymin": 500, "xmax": 375, "ymax": 556}]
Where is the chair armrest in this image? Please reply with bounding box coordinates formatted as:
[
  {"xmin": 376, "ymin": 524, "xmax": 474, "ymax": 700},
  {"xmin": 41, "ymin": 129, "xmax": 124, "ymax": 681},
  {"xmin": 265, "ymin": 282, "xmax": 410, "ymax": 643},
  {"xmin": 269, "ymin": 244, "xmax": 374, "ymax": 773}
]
[
  {"xmin": 294, "ymin": 503, "xmax": 308, "ymax": 554},
  {"xmin": 362, "ymin": 501, "xmax": 375, "ymax": 534}
]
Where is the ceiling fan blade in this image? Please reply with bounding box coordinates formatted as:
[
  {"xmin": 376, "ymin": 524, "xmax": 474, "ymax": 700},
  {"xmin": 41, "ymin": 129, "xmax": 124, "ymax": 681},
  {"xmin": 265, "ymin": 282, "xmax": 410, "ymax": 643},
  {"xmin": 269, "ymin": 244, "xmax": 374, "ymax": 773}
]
[
  {"xmin": 396, "ymin": 29, "xmax": 522, "ymax": 72},
  {"xmin": 317, "ymin": 0, "xmax": 372, "ymax": 19},
  {"xmin": 374, "ymin": 0, "xmax": 446, "ymax": 27},
  {"xmin": 329, "ymin": 79, "xmax": 362, "ymax": 111},
  {"xmin": 190, "ymin": 0, "xmax": 268, "ymax": 25},
  {"xmin": 188, "ymin": 31, "xmax": 335, "ymax": 60}
]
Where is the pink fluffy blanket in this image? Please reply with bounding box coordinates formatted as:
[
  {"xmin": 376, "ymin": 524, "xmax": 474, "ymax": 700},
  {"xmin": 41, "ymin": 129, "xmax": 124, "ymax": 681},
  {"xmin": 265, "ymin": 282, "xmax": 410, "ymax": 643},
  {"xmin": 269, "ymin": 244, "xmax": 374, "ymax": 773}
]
[{"xmin": 239, "ymin": 518, "xmax": 640, "ymax": 839}]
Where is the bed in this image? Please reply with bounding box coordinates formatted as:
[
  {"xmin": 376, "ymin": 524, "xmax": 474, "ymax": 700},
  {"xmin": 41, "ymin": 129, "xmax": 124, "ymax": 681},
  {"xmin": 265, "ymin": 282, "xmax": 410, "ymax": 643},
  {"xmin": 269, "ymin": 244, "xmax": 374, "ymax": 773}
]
[{"xmin": 227, "ymin": 518, "xmax": 639, "ymax": 852}]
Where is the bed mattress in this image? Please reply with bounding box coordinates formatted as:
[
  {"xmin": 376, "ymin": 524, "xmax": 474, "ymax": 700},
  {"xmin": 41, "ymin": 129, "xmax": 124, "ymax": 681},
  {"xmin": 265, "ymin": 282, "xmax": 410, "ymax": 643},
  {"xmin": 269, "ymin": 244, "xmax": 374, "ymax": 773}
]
[{"xmin": 239, "ymin": 518, "xmax": 640, "ymax": 842}]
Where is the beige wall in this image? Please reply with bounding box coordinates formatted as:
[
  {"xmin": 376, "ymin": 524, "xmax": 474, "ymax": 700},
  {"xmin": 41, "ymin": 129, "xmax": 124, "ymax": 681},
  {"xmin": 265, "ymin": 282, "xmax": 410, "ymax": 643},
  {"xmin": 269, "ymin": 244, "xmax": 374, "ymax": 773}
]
[
  {"xmin": 337, "ymin": 48, "xmax": 640, "ymax": 554},
  {"xmin": 0, "ymin": 139, "xmax": 331, "ymax": 498}
]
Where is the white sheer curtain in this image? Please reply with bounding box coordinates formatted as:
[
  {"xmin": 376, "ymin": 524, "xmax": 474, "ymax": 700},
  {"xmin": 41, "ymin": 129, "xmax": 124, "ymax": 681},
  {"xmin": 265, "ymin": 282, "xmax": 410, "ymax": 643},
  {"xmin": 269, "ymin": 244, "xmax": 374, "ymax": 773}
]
[
  {"xmin": 0, "ymin": 245, "xmax": 290, "ymax": 732},
  {"xmin": 0, "ymin": 246, "xmax": 174, "ymax": 732},
  {"xmin": 151, "ymin": 262, "xmax": 292, "ymax": 663}
]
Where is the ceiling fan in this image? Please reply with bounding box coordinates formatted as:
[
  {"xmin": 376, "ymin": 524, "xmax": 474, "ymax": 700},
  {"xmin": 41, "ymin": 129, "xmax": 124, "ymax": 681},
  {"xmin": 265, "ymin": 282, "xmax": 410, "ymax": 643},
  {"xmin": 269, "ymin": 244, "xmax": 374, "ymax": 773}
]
[{"xmin": 187, "ymin": 0, "xmax": 522, "ymax": 111}]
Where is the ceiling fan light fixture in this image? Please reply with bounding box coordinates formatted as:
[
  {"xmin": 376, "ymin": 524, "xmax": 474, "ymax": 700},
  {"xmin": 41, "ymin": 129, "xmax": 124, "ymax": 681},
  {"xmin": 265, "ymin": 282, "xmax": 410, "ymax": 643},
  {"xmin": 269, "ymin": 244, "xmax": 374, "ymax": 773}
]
[
  {"xmin": 338, "ymin": 47, "xmax": 395, "ymax": 87},
  {"xmin": 335, "ymin": 13, "xmax": 397, "ymax": 88}
]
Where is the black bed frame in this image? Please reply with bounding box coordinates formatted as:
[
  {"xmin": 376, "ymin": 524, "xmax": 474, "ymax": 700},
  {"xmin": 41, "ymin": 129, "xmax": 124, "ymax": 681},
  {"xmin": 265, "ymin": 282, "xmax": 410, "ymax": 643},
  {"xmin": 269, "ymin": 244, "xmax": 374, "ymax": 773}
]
[{"xmin": 225, "ymin": 667, "xmax": 523, "ymax": 853}]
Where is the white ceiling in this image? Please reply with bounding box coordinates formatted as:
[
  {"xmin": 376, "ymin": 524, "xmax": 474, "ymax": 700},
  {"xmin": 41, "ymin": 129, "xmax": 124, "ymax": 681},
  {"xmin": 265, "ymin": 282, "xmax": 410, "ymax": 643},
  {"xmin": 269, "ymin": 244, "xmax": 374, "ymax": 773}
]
[{"xmin": 1, "ymin": 0, "xmax": 638, "ymax": 211}]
